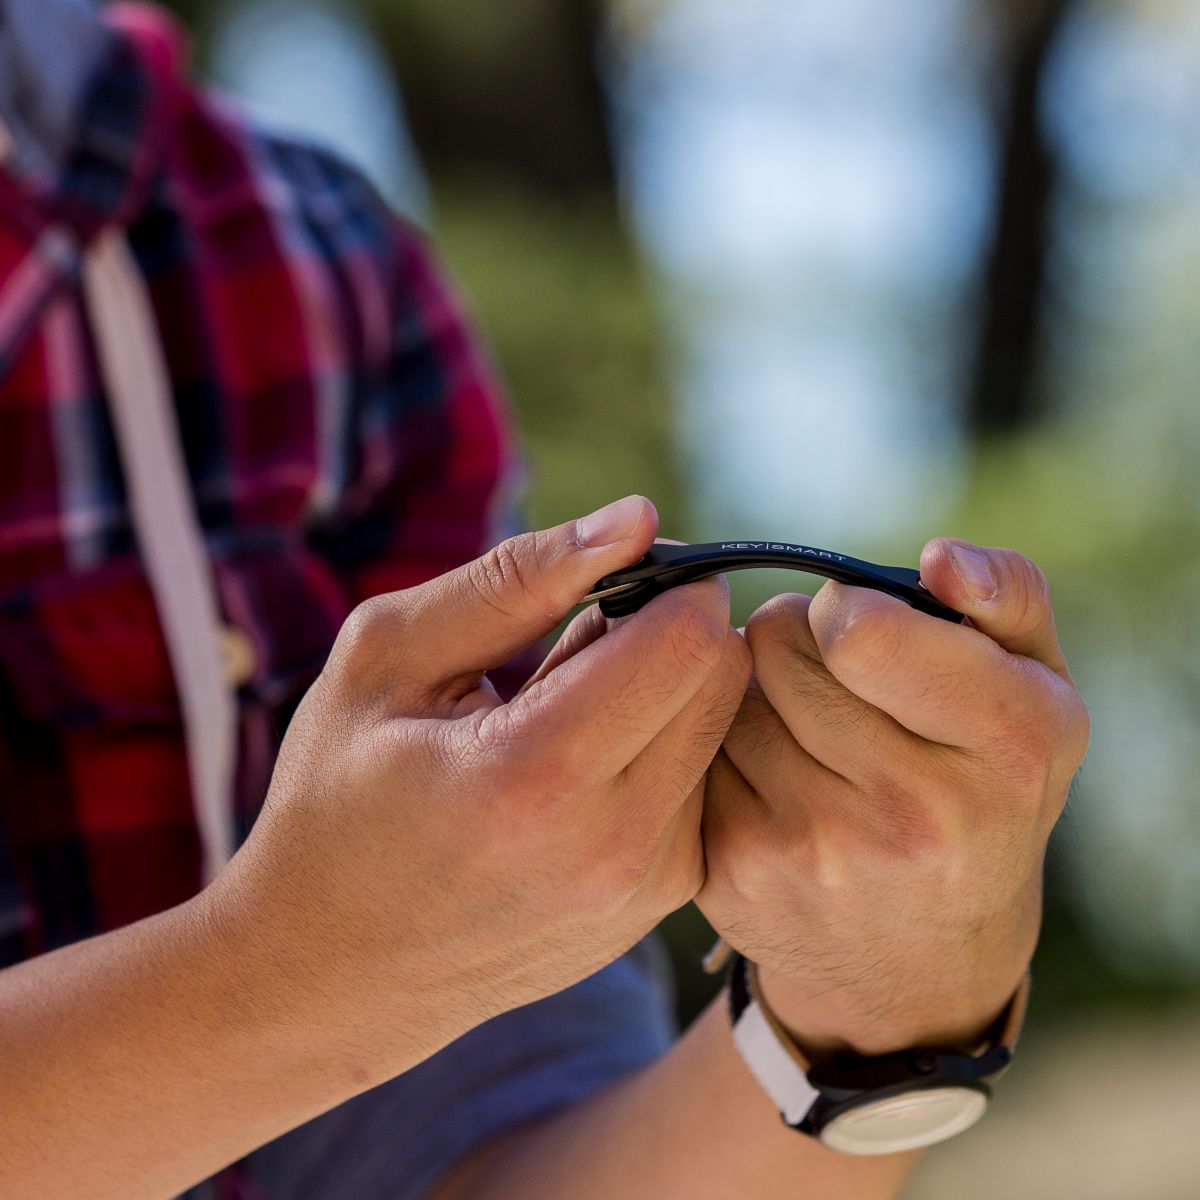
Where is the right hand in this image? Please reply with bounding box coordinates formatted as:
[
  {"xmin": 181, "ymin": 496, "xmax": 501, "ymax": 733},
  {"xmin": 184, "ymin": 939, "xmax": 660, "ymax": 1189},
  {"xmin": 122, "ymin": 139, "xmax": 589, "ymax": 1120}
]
[{"xmin": 207, "ymin": 495, "xmax": 749, "ymax": 1076}]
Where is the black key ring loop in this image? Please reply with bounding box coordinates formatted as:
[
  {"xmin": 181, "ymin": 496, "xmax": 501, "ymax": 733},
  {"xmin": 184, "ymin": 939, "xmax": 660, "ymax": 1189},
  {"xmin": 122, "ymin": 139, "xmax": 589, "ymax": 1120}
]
[{"xmin": 583, "ymin": 540, "xmax": 963, "ymax": 623}]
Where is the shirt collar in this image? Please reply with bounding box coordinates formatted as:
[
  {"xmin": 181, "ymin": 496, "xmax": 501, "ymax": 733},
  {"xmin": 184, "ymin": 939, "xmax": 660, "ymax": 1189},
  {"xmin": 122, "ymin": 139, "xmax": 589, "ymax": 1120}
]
[{"xmin": 0, "ymin": 1, "xmax": 188, "ymax": 241}]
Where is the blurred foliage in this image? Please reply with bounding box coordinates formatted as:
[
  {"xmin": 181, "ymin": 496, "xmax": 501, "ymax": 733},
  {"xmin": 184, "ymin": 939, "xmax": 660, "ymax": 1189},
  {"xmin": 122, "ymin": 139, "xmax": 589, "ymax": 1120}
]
[{"xmin": 432, "ymin": 182, "xmax": 686, "ymax": 535}]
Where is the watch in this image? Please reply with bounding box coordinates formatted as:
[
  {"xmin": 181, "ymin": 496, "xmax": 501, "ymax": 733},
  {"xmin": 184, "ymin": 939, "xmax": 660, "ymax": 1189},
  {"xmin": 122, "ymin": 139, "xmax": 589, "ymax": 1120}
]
[{"xmin": 727, "ymin": 954, "xmax": 1030, "ymax": 1156}]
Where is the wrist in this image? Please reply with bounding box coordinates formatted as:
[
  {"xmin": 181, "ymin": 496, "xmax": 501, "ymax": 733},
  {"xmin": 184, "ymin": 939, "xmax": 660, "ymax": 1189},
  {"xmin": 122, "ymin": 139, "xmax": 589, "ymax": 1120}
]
[
  {"xmin": 725, "ymin": 956, "xmax": 1027, "ymax": 1157},
  {"xmin": 193, "ymin": 865, "xmax": 457, "ymax": 1093},
  {"xmin": 755, "ymin": 964, "xmax": 1028, "ymax": 1060},
  {"xmin": 179, "ymin": 882, "xmax": 371, "ymax": 1095}
]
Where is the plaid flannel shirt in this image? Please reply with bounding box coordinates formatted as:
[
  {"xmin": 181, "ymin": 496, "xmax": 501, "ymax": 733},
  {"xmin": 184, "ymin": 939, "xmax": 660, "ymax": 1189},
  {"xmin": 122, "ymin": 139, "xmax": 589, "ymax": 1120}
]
[{"xmin": 0, "ymin": 5, "xmax": 519, "ymax": 966}]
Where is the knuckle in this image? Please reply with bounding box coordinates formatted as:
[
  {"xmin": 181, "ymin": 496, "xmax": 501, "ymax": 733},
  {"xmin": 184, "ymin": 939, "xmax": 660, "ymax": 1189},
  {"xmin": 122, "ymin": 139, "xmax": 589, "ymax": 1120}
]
[
  {"xmin": 728, "ymin": 686, "xmax": 786, "ymax": 760},
  {"xmin": 334, "ymin": 593, "xmax": 398, "ymax": 663},
  {"xmin": 483, "ymin": 761, "xmax": 564, "ymax": 842},
  {"xmin": 523, "ymin": 751, "xmax": 577, "ymax": 801},
  {"xmin": 737, "ymin": 849, "xmax": 807, "ymax": 918},
  {"xmin": 664, "ymin": 603, "xmax": 727, "ymax": 678},
  {"xmin": 985, "ymin": 672, "xmax": 1089, "ymax": 797},
  {"xmin": 472, "ymin": 706, "xmax": 520, "ymax": 761},
  {"xmin": 862, "ymin": 785, "xmax": 953, "ymax": 864},
  {"xmin": 744, "ymin": 594, "xmax": 810, "ymax": 657},
  {"xmin": 467, "ymin": 539, "xmax": 530, "ymax": 615},
  {"xmin": 650, "ymin": 857, "xmax": 705, "ymax": 918},
  {"xmin": 727, "ymin": 628, "xmax": 755, "ymax": 685},
  {"xmin": 469, "ymin": 715, "xmax": 521, "ymax": 787},
  {"xmin": 585, "ymin": 856, "xmax": 646, "ymax": 919},
  {"xmin": 1029, "ymin": 691, "xmax": 1091, "ymax": 798},
  {"xmin": 467, "ymin": 530, "xmax": 566, "ymax": 622},
  {"xmin": 982, "ymin": 720, "xmax": 1056, "ymax": 797},
  {"xmin": 1003, "ymin": 552, "xmax": 1053, "ymax": 639},
  {"xmin": 722, "ymin": 854, "xmax": 777, "ymax": 910},
  {"xmin": 695, "ymin": 694, "xmax": 743, "ymax": 754},
  {"xmin": 1061, "ymin": 691, "xmax": 1092, "ymax": 770},
  {"xmin": 713, "ymin": 825, "xmax": 800, "ymax": 911},
  {"xmin": 478, "ymin": 712, "xmax": 576, "ymax": 799},
  {"xmin": 617, "ymin": 810, "xmax": 706, "ymax": 917},
  {"xmin": 419, "ymin": 720, "xmax": 480, "ymax": 794},
  {"xmin": 824, "ymin": 603, "xmax": 905, "ymax": 680}
]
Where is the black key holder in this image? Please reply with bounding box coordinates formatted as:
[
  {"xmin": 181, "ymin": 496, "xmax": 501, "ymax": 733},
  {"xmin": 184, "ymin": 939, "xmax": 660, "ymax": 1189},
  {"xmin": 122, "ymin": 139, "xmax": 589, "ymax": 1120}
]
[{"xmin": 583, "ymin": 540, "xmax": 963, "ymax": 623}]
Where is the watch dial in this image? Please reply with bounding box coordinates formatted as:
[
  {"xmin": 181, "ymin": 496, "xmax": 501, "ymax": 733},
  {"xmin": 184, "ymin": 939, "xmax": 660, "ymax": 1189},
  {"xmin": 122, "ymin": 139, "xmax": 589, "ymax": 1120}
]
[{"xmin": 820, "ymin": 1086, "xmax": 988, "ymax": 1156}]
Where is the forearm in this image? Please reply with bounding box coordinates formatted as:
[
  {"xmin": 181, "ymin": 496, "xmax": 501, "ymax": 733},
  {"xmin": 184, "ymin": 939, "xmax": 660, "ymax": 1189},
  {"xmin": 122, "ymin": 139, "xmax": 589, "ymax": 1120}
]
[
  {"xmin": 0, "ymin": 884, "xmax": 440, "ymax": 1200},
  {"xmin": 434, "ymin": 995, "xmax": 917, "ymax": 1200}
]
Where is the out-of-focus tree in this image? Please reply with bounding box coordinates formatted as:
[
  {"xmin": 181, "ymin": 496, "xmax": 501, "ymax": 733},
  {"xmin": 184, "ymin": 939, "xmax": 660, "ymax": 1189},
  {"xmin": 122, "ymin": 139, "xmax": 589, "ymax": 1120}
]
[
  {"xmin": 968, "ymin": 0, "xmax": 1077, "ymax": 437},
  {"xmin": 360, "ymin": 0, "xmax": 615, "ymax": 196},
  {"xmin": 166, "ymin": 1, "xmax": 615, "ymax": 196}
]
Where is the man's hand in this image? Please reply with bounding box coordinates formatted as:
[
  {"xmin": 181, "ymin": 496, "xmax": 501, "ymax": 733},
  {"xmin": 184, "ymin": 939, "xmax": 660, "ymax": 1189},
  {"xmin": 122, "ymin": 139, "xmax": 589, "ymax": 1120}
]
[
  {"xmin": 0, "ymin": 495, "xmax": 755, "ymax": 1200},
  {"xmin": 213, "ymin": 495, "xmax": 750, "ymax": 1077},
  {"xmin": 698, "ymin": 538, "xmax": 1089, "ymax": 1056}
]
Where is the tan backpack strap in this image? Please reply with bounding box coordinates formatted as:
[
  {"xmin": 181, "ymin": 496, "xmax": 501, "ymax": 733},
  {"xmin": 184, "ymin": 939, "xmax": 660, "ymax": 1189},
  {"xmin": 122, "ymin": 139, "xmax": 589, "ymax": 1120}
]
[{"xmin": 82, "ymin": 230, "xmax": 235, "ymax": 881}]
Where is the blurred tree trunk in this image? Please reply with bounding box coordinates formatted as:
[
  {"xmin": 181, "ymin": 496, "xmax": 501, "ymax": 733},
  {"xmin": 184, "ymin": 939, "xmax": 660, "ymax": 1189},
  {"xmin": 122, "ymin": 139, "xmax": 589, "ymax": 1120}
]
[
  {"xmin": 163, "ymin": 0, "xmax": 616, "ymax": 197},
  {"xmin": 368, "ymin": 0, "xmax": 616, "ymax": 197},
  {"xmin": 967, "ymin": 0, "xmax": 1076, "ymax": 438}
]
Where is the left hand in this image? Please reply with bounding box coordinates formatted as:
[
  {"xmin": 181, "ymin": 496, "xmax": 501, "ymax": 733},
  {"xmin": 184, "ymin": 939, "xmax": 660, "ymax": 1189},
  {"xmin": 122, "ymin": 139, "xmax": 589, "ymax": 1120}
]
[{"xmin": 697, "ymin": 538, "xmax": 1090, "ymax": 1056}]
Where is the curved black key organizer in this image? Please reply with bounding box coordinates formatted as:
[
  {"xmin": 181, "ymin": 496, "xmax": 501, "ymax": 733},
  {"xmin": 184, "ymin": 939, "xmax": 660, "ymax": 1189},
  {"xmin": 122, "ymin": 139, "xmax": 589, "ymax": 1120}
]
[{"xmin": 583, "ymin": 541, "xmax": 963, "ymax": 623}]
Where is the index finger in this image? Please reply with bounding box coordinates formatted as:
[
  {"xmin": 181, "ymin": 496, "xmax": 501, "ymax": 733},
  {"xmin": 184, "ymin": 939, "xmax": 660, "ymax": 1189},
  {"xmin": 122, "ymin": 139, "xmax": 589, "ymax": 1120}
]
[
  {"xmin": 493, "ymin": 576, "xmax": 734, "ymax": 781},
  {"xmin": 807, "ymin": 583, "xmax": 1085, "ymax": 755},
  {"xmin": 919, "ymin": 539, "xmax": 1072, "ymax": 682}
]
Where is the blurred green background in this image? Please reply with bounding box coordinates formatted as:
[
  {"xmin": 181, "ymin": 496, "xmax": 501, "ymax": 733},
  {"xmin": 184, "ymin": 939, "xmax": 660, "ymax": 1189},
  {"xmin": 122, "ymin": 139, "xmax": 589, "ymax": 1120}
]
[{"xmin": 167, "ymin": 0, "xmax": 1200, "ymax": 1194}]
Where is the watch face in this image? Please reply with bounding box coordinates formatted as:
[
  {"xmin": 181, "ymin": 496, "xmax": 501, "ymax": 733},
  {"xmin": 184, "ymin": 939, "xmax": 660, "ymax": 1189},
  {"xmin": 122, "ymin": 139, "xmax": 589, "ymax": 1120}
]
[{"xmin": 819, "ymin": 1086, "xmax": 989, "ymax": 1156}]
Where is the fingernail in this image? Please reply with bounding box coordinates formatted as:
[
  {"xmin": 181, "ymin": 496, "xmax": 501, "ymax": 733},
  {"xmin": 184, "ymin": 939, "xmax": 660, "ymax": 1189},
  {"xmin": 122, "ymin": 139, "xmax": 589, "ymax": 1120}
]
[
  {"xmin": 576, "ymin": 495, "xmax": 646, "ymax": 548},
  {"xmin": 948, "ymin": 543, "xmax": 997, "ymax": 601}
]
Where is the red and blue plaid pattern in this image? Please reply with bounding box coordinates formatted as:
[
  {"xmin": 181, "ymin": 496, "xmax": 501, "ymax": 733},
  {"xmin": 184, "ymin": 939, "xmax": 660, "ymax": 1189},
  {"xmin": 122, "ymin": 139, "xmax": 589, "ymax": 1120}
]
[{"xmin": 0, "ymin": 6, "xmax": 519, "ymax": 967}]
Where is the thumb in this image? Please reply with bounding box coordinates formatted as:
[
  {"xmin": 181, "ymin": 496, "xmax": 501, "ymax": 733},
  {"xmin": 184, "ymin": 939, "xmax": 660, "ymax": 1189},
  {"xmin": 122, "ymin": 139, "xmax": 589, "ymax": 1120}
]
[
  {"xmin": 919, "ymin": 538, "xmax": 1071, "ymax": 681},
  {"xmin": 391, "ymin": 495, "xmax": 657, "ymax": 691}
]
